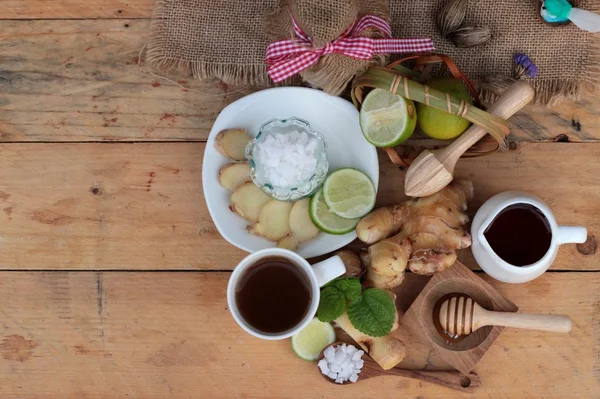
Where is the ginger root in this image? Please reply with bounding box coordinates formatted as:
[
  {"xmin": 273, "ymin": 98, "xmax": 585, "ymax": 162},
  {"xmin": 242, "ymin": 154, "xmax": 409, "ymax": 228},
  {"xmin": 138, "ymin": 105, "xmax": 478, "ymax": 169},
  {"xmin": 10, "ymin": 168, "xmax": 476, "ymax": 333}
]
[
  {"xmin": 247, "ymin": 200, "xmax": 293, "ymax": 240},
  {"xmin": 335, "ymin": 250, "xmax": 364, "ymax": 278},
  {"xmin": 357, "ymin": 180, "xmax": 473, "ymax": 288},
  {"xmin": 214, "ymin": 128, "xmax": 251, "ymax": 161},
  {"xmin": 230, "ymin": 182, "xmax": 271, "ymax": 222},
  {"xmin": 335, "ymin": 311, "xmax": 405, "ymax": 370},
  {"xmin": 218, "ymin": 162, "xmax": 251, "ymax": 190},
  {"xmin": 277, "ymin": 199, "xmax": 320, "ymax": 250},
  {"xmin": 356, "ymin": 180, "xmax": 473, "ymax": 244}
]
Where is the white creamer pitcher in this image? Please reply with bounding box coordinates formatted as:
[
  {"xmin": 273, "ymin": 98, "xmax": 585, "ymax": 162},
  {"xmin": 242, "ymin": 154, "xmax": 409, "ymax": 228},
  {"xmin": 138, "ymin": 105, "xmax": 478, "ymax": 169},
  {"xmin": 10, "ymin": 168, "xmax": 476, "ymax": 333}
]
[{"xmin": 471, "ymin": 191, "xmax": 587, "ymax": 283}]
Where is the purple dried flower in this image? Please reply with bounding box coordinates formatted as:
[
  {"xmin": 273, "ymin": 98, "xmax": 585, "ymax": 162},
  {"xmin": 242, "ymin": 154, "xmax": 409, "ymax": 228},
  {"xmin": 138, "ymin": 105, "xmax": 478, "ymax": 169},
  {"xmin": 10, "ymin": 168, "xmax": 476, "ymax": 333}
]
[
  {"xmin": 526, "ymin": 64, "xmax": 538, "ymax": 78},
  {"xmin": 513, "ymin": 53, "xmax": 538, "ymax": 79},
  {"xmin": 513, "ymin": 53, "xmax": 527, "ymax": 65}
]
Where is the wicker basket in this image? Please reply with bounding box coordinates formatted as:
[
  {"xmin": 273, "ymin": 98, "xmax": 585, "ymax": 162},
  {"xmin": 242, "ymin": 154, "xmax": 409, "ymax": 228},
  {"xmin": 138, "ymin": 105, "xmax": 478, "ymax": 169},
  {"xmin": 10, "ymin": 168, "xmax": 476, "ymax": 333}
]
[{"xmin": 352, "ymin": 54, "xmax": 504, "ymax": 169}]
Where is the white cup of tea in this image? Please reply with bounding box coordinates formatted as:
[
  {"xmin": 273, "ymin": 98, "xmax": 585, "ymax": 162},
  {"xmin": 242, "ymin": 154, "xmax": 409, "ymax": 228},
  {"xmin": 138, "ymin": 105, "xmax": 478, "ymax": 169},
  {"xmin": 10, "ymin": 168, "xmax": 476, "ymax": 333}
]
[
  {"xmin": 227, "ymin": 248, "xmax": 346, "ymax": 340},
  {"xmin": 471, "ymin": 191, "xmax": 587, "ymax": 284}
]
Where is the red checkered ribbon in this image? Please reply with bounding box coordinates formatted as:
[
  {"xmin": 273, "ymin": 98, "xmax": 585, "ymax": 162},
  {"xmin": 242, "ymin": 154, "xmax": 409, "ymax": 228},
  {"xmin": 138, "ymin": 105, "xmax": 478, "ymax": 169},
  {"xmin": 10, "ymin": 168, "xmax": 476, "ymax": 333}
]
[{"xmin": 265, "ymin": 15, "xmax": 435, "ymax": 82}]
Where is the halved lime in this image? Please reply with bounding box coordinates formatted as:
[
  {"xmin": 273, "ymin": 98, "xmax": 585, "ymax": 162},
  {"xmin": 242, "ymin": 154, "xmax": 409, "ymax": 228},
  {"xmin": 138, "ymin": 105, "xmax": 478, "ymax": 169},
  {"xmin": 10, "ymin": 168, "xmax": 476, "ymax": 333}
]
[
  {"xmin": 291, "ymin": 318, "xmax": 335, "ymax": 361},
  {"xmin": 322, "ymin": 168, "xmax": 376, "ymax": 219},
  {"xmin": 359, "ymin": 88, "xmax": 417, "ymax": 147},
  {"xmin": 309, "ymin": 188, "xmax": 359, "ymax": 235}
]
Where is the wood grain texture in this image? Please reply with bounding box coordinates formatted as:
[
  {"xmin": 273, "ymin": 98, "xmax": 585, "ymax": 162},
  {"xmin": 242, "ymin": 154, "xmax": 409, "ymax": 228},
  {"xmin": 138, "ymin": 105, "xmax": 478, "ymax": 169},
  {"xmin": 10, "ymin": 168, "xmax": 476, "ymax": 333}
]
[
  {"xmin": 0, "ymin": 19, "xmax": 598, "ymax": 143},
  {"xmin": 0, "ymin": 142, "xmax": 597, "ymax": 270},
  {"xmin": 0, "ymin": 271, "xmax": 596, "ymax": 398},
  {"xmin": 0, "ymin": 20, "xmax": 255, "ymax": 142},
  {"xmin": 1, "ymin": 1, "xmax": 153, "ymax": 19}
]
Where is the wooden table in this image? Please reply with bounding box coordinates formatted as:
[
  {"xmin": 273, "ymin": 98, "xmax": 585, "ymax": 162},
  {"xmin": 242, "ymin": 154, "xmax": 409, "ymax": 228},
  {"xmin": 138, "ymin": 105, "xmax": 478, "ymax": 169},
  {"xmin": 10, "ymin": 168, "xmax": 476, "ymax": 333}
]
[{"xmin": 1, "ymin": 2, "xmax": 599, "ymax": 398}]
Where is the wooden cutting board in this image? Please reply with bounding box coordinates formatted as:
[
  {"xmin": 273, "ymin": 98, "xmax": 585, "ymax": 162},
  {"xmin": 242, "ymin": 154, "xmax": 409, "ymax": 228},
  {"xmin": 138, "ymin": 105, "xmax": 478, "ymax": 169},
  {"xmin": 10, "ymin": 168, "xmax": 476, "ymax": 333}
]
[{"xmin": 337, "ymin": 262, "xmax": 518, "ymax": 373}]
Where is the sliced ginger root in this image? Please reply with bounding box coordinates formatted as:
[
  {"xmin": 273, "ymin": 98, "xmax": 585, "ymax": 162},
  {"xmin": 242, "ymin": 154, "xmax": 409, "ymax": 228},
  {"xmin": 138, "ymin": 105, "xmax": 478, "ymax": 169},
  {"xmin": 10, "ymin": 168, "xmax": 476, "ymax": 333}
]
[
  {"xmin": 218, "ymin": 162, "xmax": 251, "ymax": 190},
  {"xmin": 214, "ymin": 128, "xmax": 251, "ymax": 161},
  {"xmin": 356, "ymin": 180, "xmax": 473, "ymax": 288},
  {"xmin": 230, "ymin": 182, "xmax": 271, "ymax": 222},
  {"xmin": 248, "ymin": 200, "xmax": 293, "ymax": 241},
  {"xmin": 276, "ymin": 199, "xmax": 320, "ymax": 250}
]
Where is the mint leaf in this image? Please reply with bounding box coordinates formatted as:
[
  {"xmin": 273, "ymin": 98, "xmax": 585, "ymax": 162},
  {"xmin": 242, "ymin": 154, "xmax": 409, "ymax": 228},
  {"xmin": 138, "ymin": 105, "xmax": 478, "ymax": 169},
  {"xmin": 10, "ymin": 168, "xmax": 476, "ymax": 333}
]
[
  {"xmin": 317, "ymin": 286, "xmax": 346, "ymax": 322},
  {"xmin": 332, "ymin": 278, "xmax": 361, "ymax": 302},
  {"xmin": 347, "ymin": 288, "xmax": 395, "ymax": 337}
]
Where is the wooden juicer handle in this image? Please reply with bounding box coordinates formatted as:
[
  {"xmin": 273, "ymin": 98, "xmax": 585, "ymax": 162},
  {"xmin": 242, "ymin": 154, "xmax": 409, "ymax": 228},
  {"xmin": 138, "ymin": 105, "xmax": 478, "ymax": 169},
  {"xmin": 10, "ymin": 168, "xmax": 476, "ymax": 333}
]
[
  {"xmin": 404, "ymin": 81, "xmax": 535, "ymax": 197},
  {"xmin": 440, "ymin": 81, "xmax": 535, "ymax": 165}
]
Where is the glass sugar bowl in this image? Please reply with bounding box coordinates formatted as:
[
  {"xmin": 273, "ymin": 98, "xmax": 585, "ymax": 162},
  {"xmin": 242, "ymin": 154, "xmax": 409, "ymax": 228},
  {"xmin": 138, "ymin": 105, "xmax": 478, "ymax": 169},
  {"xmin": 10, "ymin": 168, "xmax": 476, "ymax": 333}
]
[{"xmin": 245, "ymin": 117, "xmax": 329, "ymax": 201}]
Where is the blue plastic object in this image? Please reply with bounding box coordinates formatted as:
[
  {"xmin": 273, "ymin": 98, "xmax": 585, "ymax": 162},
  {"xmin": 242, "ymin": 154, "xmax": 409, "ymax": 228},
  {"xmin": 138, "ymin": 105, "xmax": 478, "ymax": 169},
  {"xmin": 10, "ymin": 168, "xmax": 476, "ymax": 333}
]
[{"xmin": 541, "ymin": 0, "xmax": 571, "ymax": 23}]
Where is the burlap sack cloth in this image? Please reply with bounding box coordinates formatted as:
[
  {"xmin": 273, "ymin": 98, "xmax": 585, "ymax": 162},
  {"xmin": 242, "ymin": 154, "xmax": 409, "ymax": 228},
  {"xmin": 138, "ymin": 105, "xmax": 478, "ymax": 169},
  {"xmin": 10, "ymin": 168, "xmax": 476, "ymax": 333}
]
[
  {"xmin": 147, "ymin": 0, "xmax": 600, "ymax": 104},
  {"xmin": 264, "ymin": 0, "xmax": 389, "ymax": 94}
]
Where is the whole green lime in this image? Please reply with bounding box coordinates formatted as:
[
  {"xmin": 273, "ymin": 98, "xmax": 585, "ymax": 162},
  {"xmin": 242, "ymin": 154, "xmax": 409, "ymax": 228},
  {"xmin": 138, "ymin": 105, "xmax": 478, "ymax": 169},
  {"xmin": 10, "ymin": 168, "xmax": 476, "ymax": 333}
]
[{"xmin": 416, "ymin": 77, "xmax": 473, "ymax": 140}]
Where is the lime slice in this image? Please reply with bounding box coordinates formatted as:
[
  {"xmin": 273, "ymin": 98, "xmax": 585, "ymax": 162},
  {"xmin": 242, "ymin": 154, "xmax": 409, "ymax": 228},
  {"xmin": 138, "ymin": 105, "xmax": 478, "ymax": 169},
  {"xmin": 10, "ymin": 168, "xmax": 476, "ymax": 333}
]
[
  {"xmin": 291, "ymin": 318, "xmax": 336, "ymax": 361},
  {"xmin": 359, "ymin": 88, "xmax": 417, "ymax": 147},
  {"xmin": 309, "ymin": 188, "xmax": 359, "ymax": 235},
  {"xmin": 322, "ymin": 168, "xmax": 376, "ymax": 219}
]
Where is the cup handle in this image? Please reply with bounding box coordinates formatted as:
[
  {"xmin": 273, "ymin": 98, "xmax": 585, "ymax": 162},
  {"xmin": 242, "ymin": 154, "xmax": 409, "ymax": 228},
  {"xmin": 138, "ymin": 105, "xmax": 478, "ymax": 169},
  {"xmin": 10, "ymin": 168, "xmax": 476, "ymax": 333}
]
[
  {"xmin": 557, "ymin": 226, "xmax": 588, "ymax": 245},
  {"xmin": 312, "ymin": 256, "xmax": 346, "ymax": 287}
]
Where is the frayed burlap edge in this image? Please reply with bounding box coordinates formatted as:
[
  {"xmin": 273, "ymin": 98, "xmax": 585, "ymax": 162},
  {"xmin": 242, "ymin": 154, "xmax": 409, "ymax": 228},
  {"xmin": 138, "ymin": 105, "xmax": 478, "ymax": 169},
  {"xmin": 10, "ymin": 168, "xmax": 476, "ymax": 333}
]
[
  {"xmin": 146, "ymin": 0, "xmax": 273, "ymax": 87},
  {"xmin": 480, "ymin": 7, "xmax": 599, "ymax": 107}
]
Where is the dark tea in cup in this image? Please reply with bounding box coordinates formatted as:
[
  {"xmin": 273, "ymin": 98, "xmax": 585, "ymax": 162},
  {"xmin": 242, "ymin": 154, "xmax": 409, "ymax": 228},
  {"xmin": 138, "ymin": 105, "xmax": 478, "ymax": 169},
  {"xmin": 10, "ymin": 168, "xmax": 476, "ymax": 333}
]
[{"xmin": 235, "ymin": 257, "xmax": 312, "ymax": 334}]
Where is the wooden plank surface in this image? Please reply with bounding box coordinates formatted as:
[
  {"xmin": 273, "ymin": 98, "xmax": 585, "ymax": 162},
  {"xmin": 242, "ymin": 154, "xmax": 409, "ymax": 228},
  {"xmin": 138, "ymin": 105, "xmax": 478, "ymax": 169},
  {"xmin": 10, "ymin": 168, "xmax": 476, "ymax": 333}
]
[
  {"xmin": 2, "ymin": 1, "xmax": 153, "ymax": 19},
  {"xmin": 0, "ymin": 271, "xmax": 596, "ymax": 398},
  {"xmin": 1, "ymin": 19, "xmax": 598, "ymax": 143},
  {"xmin": 0, "ymin": 142, "xmax": 597, "ymax": 271}
]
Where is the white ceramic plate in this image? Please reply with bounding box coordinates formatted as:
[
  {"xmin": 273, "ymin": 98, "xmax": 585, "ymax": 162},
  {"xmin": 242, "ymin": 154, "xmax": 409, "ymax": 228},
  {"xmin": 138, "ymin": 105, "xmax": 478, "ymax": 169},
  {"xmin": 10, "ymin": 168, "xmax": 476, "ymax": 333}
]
[{"xmin": 202, "ymin": 87, "xmax": 379, "ymax": 258}]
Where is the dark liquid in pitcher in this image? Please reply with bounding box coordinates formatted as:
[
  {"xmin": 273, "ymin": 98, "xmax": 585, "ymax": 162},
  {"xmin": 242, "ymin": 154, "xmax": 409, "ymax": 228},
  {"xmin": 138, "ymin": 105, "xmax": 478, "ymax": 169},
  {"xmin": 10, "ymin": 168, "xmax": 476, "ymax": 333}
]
[
  {"xmin": 235, "ymin": 257, "xmax": 311, "ymax": 334},
  {"xmin": 484, "ymin": 204, "xmax": 552, "ymax": 266}
]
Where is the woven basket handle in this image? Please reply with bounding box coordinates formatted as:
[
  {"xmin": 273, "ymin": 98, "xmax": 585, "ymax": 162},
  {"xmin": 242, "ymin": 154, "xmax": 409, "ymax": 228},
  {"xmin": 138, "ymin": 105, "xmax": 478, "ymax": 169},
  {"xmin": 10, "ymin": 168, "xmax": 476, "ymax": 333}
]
[
  {"xmin": 389, "ymin": 54, "xmax": 481, "ymax": 106},
  {"xmin": 381, "ymin": 54, "xmax": 497, "ymax": 169}
]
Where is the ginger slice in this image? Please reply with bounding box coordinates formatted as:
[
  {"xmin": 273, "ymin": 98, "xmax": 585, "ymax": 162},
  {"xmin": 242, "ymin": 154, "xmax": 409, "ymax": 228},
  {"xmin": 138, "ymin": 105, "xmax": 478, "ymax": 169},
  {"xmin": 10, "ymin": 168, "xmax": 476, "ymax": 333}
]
[
  {"xmin": 218, "ymin": 162, "xmax": 251, "ymax": 191},
  {"xmin": 248, "ymin": 200, "xmax": 293, "ymax": 241},
  {"xmin": 214, "ymin": 128, "xmax": 251, "ymax": 161},
  {"xmin": 230, "ymin": 182, "xmax": 271, "ymax": 222},
  {"xmin": 276, "ymin": 199, "xmax": 320, "ymax": 250}
]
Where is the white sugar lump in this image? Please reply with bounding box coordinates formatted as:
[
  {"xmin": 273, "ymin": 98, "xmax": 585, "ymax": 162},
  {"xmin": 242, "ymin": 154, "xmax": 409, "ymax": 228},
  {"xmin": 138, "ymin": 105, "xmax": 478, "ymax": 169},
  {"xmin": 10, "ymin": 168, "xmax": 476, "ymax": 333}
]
[
  {"xmin": 323, "ymin": 346, "xmax": 336, "ymax": 362},
  {"xmin": 340, "ymin": 358, "xmax": 352, "ymax": 370},
  {"xmin": 334, "ymin": 351, "xmax": 347, "ymax": 364},
  {"xmin": 254, "ymin": 130, "xmax": 321, "ymax": 188},
  {"xmin": 318, "ymin": 360, "xmax": 329, "ymax": 374},
  {"xmin": 352, "ymin": 350, "xmax": 364, "ymax": 362},
  {"xmin": 318, "ymin": 344, "xmax": 365, "ymax": 384}
]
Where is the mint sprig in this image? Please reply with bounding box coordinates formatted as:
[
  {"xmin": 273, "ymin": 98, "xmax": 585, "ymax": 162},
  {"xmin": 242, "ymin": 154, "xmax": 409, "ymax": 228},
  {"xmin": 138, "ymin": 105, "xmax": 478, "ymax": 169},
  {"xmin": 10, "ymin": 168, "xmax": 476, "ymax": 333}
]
[
  {"xmin": 317, "ymin": 278, "xmax": 396, "ymax": 336},
  {"xmin": 329, "ymin": 278, "xmax": 362, "ymax": 302},
  {"xmin": 317, "ymin": 278, "xmax": 361, "ymax": 322},
  {"xmin": 317, "ymin": 286, "xmax": 346, "ymax": 322},
  {"xmin": 347, "ymin": 288, "xmax": 395, "ymax": 337}
]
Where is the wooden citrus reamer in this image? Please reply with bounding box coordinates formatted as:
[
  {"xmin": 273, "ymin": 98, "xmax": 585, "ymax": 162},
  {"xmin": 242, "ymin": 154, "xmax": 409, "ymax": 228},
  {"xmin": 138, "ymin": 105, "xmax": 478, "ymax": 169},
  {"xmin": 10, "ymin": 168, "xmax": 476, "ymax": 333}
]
[{"xmin": 404, "ymin": 81, "xmax": 535, "ymax": 197}]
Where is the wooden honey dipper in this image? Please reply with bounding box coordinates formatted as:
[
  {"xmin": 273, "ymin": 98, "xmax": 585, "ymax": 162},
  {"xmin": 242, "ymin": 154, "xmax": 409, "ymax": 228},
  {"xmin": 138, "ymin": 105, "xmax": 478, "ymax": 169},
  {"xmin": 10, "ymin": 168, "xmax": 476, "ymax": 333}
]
[{"xmin": 438, "ymin": 294, "xmax": 572, "ymax": 337}]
